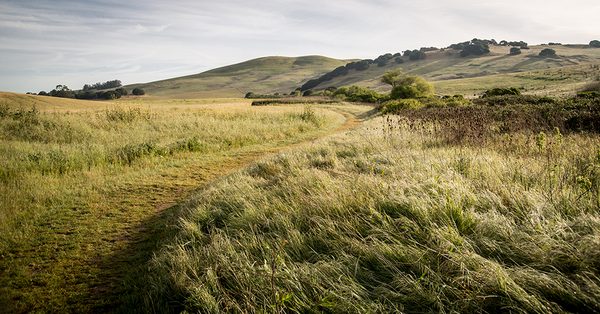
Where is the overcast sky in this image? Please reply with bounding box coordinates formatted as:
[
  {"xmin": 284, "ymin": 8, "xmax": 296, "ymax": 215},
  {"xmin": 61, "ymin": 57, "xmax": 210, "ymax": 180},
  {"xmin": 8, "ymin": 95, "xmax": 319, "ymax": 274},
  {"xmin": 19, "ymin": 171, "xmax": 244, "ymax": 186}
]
[{"xmin": 1, "ymin": 0, "xmax": 598, "ymax": 93}]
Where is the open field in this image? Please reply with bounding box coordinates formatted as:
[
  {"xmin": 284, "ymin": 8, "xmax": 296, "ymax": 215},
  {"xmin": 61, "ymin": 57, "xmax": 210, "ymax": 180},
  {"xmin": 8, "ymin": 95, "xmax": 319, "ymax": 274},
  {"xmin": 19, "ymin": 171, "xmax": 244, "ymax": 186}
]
[
  {"xmin": 1, "ymin": 86, "xmax": 599, "ymax": 313},
  {"xmin": 145, "ymin": 110, "xmax": 600, "ymax": 313},
  {"xmin": 124, "ymin": 56, "xmax": 353, "ymax": 99},
  {"xmin": 0, "ymin": 92, "xmax": 371, "ymax": 312}
]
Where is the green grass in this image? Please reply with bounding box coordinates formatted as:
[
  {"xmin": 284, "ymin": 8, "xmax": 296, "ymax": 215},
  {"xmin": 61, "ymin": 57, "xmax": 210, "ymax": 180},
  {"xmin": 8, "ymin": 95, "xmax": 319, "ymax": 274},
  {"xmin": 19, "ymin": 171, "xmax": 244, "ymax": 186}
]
[
  {"xmin": 0, "ymin": 93, "xmax": 367, "ymax": 312},
  {"xmin": 125, "ymin": 56, "xmax": 353, "ymax": 99},
  {"xmin": 145, "ymin": 111, "xmax": 600, "ymax": 312}
]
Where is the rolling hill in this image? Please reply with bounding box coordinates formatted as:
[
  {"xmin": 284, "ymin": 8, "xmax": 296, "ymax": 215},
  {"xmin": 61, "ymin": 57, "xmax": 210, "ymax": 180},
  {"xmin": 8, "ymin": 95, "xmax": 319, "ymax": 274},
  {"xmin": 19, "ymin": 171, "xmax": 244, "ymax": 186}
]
[
  {"xmin": 125, "ymin": 56, "xmax": 353, "ymax": 98},
  {"xmin": 301, "ymin": 44, "xmax": 600, "ymax": 96}
]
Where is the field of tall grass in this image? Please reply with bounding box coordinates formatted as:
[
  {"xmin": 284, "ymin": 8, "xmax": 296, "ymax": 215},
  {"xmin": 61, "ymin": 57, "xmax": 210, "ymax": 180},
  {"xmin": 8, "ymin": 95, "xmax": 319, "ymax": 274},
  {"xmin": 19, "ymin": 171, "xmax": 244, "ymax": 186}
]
[
  {"xmin": 0, "ymin": 95, "xmax": 350, "ymax": 312},
  {"xmin": 146, "ymin": 111, "xmax": 600, "ymax": 312}
]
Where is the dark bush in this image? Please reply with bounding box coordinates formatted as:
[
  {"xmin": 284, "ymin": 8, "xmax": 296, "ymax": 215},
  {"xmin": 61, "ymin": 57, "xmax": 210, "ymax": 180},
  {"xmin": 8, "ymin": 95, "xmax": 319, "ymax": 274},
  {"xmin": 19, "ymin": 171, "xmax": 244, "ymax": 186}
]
[
  {"xmin": 115, "ymin": 88, "xmax": 128, "ymax": 96},
  {"xmin": 408, "ymin": 50, "xmax": 426, "ymax": 61},
  {"xmin": 509, "ymin": 47, "xmax": 521, "ymax": 55},
  {"xmin": 539, "ymin": 48, "xmax": 557, "ymax": 57},
  {"xmin": 460, "ymin": 43, "xmax": 490, "ymax": 57},
  {"xmin": 481, "ymin": 88, "xmax": 521, "ymax": 98},
  {"xmin": 590, "ymin": 40, "xmax": 600, "ymax": 48},
  {"xmin": 132, "ymin": 88, "xmax": 146, "ymax": 96}
]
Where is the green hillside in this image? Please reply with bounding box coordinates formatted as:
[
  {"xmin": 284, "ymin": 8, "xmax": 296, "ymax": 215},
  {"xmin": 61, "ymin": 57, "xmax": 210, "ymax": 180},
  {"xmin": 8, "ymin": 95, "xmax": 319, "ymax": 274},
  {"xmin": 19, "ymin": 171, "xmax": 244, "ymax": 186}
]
[
  {"xmin": 304, "ymin": 45, "xmax": 600, "ymax": 96},
  {"xmin": 125, "ymin": 56, "xmax": 352, "ymax": 98}
]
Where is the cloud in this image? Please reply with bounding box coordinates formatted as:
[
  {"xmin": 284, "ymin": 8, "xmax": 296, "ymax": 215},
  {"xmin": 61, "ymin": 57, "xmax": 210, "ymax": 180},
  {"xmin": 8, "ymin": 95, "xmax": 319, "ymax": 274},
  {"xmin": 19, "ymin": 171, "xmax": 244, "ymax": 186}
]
[{"xmin": 0, "ymin": 0, "xmax": 598, "ymax": 92}]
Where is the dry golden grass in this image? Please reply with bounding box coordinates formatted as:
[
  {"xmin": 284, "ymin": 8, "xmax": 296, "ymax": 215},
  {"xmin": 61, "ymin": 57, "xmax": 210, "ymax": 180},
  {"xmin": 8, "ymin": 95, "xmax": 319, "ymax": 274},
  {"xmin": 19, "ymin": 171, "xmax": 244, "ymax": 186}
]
[
  {"xmin": 147, "ymin": 114, "xmax": 600, "ymax": 313},
  {"xmin": 0, "ymin": 92, "xmax": 371, "ymax": 312}
]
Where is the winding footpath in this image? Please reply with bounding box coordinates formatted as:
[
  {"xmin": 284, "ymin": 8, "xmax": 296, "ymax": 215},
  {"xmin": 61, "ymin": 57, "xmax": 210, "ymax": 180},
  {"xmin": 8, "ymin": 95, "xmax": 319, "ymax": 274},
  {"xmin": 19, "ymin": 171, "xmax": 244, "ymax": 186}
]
[{"xmin": 1, "ymin": 104, "xmax": 372, "ymax": 313}]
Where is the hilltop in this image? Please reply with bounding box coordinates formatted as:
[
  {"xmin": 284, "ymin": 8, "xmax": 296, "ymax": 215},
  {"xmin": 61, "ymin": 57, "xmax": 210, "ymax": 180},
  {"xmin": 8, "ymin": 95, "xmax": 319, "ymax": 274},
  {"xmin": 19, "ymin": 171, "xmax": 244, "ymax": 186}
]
[
  {"xmin": 124, "ymin": 56, "xmax": 352, "ymax": 98},
  {"xmin": 300, "ymin": 44, "xmax": 600, "ymax": 96}
]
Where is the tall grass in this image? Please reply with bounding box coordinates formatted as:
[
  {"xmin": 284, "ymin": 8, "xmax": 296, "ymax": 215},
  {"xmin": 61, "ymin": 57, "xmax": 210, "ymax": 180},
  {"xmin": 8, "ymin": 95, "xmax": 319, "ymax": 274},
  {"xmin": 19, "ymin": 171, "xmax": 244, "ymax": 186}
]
[
  {"xmin": 0, "ymin": 99, "xmax": 342, "ymax": 312},
  {"xmin": 147, "ymin": 115, "xmax": 600, "ymax": 313}
]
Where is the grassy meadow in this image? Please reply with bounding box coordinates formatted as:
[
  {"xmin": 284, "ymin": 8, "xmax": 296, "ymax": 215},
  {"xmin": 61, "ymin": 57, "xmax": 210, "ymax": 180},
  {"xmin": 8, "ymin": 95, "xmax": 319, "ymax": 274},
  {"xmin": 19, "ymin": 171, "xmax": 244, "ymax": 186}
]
[
  {"xmin": 0, "ymin": 93, "xmax": 365, "ymax": 312},
  {"xmin": 143, "ymin": 103, "xmax": 600, "ymax": 312}
]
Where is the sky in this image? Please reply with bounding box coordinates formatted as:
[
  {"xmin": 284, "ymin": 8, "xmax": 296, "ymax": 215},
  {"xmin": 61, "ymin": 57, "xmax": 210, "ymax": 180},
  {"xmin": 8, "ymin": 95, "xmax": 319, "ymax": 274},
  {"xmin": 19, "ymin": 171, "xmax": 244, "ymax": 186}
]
[{"xmin": 0, "ymin": 0, "xmax": 599, "ymax": 93}]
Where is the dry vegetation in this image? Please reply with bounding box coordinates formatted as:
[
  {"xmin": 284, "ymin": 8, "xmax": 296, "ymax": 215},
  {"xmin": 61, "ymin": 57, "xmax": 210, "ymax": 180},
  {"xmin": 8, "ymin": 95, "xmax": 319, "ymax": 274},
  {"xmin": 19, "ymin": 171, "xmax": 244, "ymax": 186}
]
[
  {"xmin": 145, "ymin": 107, "xmax": 600, "ymax": 312},
  {"xmin": 0, "ymin": 94, "xmax": 356, "ymax": 312}
]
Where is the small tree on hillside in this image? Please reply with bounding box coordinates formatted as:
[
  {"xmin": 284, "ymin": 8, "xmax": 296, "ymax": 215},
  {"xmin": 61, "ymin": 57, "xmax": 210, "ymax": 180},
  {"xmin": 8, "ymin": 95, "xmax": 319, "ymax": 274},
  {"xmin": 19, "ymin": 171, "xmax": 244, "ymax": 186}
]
[
  {"xmin": 382, "ymin": 70, "xmax": 434, "ymax": 99},
  {"xmin": 509, "ymin": 47, "xmax": 522, "ymax": 55},
  {"xmin": 590, "ymin": 40, "xmax": 600, "ymax": 48}
]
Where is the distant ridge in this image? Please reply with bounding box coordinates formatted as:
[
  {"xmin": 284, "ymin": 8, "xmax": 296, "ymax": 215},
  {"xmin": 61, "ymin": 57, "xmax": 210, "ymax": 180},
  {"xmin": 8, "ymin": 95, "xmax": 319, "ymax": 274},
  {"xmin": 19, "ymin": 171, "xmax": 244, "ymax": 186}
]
[
  {"xmin": 298, "ymin": 44, "xmax": 600, "ymax": 96},
  {"xmin": 125, "ymin": 56, "xmax": 352, "ymax": 98}
]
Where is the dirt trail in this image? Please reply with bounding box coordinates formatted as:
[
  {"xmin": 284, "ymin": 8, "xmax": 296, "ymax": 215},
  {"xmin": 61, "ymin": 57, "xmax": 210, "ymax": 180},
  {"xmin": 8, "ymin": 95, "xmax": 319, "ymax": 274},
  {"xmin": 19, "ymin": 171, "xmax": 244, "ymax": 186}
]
[
  {"xmin": 94, "ymin": 105, "xmax": 372, "ymax": 312},
  {"xmin": 2, "ymin": 104, "xmax": 373, "ymax": 313}
]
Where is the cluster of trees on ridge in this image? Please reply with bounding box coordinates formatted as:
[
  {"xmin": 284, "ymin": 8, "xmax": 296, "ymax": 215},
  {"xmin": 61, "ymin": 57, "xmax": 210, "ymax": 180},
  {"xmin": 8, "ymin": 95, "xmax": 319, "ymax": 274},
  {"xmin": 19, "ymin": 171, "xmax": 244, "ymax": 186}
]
[
  {"xmin": 287, "ymin": 65, "xmax": 600, "ymax": 116},
  {"xmin": 82, "ymin": 80, "xmax": 122, "ymax": 91},
  {"xmin": 299, "ymin": 38, "xmax": 538, "ymax": 92},
  {"xmin": 31, "ymin": 80, "xmax": 146, "ymax": 100}
]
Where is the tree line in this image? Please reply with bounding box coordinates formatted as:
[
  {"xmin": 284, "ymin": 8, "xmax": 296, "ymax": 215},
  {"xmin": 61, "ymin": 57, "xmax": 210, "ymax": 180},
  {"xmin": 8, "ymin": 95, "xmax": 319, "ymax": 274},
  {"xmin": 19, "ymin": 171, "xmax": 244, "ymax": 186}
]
[
  {"xmin": 299, "ymin": 38, "xmax": 536, "ymax": 92},
  {"xmin": 34, "ymin": 81, "xmax": 145, "ymax": 100},
  {"xmin": 82, "ymin": 80, "xmax": 122, "ymax": 91}
]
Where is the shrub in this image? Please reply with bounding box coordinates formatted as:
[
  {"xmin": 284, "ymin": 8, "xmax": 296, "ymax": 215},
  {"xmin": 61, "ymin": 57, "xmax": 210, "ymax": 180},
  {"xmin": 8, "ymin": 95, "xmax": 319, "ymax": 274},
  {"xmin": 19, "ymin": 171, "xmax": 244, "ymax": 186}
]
[
  {"xmin": 442, "ymin": 95, "xmax": 472, "ymax": 107},
  {"xmin": 115, "ymin": 88, "xmax": 128, "ymax": 96},
  {"xmin": 419, "ymin": 97, "xmax": 445, "ymax": 108},
  {"xmin": 381, "ymin": 99, "xmax": 424, "ymax": 113},
  {"xmin": 132, "ymin": 88, "xmax": 146, "ymax": 96},
  {"xmin": 509, "ymin": 47, "xmax": 521, "ymax": 55},
  {"xmin": 334, "ymin": 86, "xmax": 386, "ymax": 103},
  {"xmin": 539, "ymin": 48, "xmax": 557, "ymax": 57},
  {"xmin": 481, "ymin": 87, "xmax": 521, "ymax": 98},
  {"xmin": 590, "ymin": 40, "xmax": 600, "ymax": 48},
  {"xmin": 390, "ymin": 76, "xmax": 435, "ymax": 99},
  {"xmin": 382, "ymin": 70, "xmax": 435, "ymax": 100}
]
